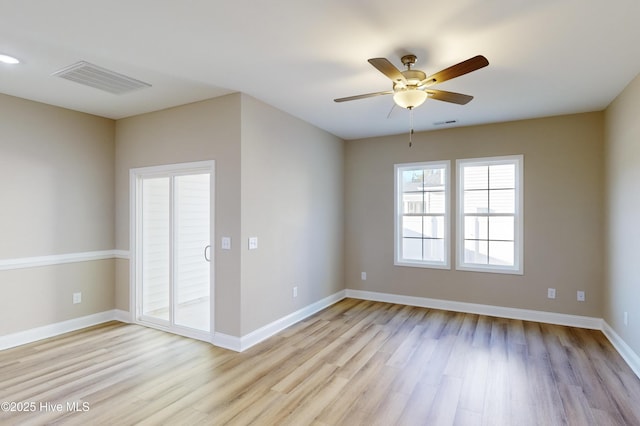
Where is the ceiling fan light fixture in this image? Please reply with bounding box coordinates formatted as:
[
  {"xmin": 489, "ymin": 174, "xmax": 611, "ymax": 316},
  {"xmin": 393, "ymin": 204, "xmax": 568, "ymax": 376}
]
[{"xmin": 393, "ymin": 89, "xmax": 427, "ymax": 109}]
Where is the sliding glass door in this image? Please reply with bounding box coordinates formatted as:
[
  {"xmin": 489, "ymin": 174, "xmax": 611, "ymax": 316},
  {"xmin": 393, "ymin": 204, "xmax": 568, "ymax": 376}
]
[{"xmin": 132, "ymin": 161, "xmax": 214, "ymax": 340}]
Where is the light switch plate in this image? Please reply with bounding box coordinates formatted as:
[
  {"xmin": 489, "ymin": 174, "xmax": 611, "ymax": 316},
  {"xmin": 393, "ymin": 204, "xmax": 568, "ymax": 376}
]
[
  {"xmin": 248, "ymin": 237, "xmax": 258, "ymax": 250},
  {"xmin": 221, "ymin": 237, "xmax": 231, "ymax": 250}
]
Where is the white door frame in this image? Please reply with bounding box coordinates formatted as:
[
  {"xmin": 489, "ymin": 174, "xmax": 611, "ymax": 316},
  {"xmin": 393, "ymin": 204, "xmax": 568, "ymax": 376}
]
[{"xmin": 129, "ymin": 160, "xmax": 215, "ymax": 342}]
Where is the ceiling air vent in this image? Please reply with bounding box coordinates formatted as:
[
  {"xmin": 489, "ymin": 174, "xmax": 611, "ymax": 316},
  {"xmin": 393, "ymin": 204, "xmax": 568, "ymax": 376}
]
[
  {"xmin": 52, "ymin": 61, "xmax": 151, "ymax": 94},
  {"xmin": 433, "ymin": 120, "xmax": 458, "ymax": 126}
]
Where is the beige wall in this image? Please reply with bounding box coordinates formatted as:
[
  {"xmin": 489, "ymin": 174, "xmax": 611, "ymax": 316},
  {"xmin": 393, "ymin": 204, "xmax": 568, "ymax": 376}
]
[
  {"xmin": 0, "ymin": 93, "xmax": 115, "ymax": 334},
  {"xmin": 346, "ymin": 112, "xmax": 604, "ymax": 317},
  {"xmin": 114, "ymin": 94, "xmax": 242, "ymax": 336},
  {"xmin": 604, "ymin": 73, "xmax": 640, "ymax": 355},
  {"xmin": 1, "ymin": 88, "xmax": 344, "ymax": 342},
  {"xmin": 114, "ymin": 93, "xmax": 345, "ymax": 337},
  {"xmin": 0, "ymin": 94, "xmax": 115, "ymax": 258},
  {"xmin": 239, "ymin": 95, "xmax": 344, "ymax": 334},
  {"xmin": 0, "ymin": 261, "xmax": 115, "ymax": 335}
]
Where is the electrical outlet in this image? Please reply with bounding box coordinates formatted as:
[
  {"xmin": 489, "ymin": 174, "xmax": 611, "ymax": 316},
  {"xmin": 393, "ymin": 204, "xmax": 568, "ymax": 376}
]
[
  {"xmin": 73, "ymin": 292, "xmax": 82, "ymax": 304},
  {"xmin": 293, "ymin": 286, "xmax": 298, "ymax": 298},
  {"xmin": 547, "ymin": 288, "xmax": 556, "ymax": 299},
  {"xmin": 577, "ymin": 291, "xmax": 585, "ymax": 302},
  {"xmin": 361, "ymin": 272, "xmax": 367, "ymax": 281}
]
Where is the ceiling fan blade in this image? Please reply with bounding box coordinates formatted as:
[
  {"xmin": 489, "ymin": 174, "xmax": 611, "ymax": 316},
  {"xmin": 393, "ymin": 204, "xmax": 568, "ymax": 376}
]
[
  {"xmin": 334, "ymin": 90, "xmax": 393, "ymax": 103},
  {"xmin": 368, "ymin": 58, "xmax": 407, "ymax": 83},
  {"xmin": 420, "ymin": 55, "xmax": 489, "ymax": 86},
  {"xmin": 426, "ymin": 89, "xmax": 474, "ymax": 105}
]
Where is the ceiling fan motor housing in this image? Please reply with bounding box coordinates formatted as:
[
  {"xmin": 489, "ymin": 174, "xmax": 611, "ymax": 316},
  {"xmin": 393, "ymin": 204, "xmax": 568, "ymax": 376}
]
[{"xmin": 398, "ymin": 70, "xmax": 426, "ymax": 88}]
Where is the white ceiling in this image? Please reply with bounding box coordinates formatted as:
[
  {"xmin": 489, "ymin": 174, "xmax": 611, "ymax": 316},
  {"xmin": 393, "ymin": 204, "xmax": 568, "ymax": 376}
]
[{"xmin": 1, "ymin": 0, "xmax": 639, "ymax": 140}]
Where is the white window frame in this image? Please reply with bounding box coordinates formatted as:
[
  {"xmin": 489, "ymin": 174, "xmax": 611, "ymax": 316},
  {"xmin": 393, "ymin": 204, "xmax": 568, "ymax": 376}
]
[
  {"xmin": 456, "ymin": 155, "xmax": 523, "ymax": 275},
  {"xmin": 394, "ymin": 160, "xmax": 451, "ymax": 269}
]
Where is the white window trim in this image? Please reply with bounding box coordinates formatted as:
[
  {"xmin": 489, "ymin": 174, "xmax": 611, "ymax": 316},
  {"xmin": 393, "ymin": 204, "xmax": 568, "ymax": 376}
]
[
  {"xmin": 394, "ymin": 160, "xmax": 451, "ymax": 269},
  {"xmin": 456, "ymin": 155, "xmax": 523, "ymax": 275}
]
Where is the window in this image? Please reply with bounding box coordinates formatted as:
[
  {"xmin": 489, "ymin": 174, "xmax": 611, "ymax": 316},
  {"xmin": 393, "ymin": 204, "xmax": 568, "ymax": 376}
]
[
  {"xmin": 456, "ymin": 155, "xmax": 523, "ymax": 274},
  {"xmin": 395, "ymin": 161, "xmax": 450, "ymax": 269}
]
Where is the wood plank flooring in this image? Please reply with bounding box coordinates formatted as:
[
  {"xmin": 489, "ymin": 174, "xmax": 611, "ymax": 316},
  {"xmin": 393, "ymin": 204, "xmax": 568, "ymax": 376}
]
[{"xmin": 1, "ymin": 298, "xmax": 640, "ymax": 425}]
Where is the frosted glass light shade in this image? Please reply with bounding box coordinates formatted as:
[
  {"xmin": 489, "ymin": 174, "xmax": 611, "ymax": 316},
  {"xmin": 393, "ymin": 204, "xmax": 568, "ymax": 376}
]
[{"xmin": 393, "ymin": 89, "xmax": 427, "ymax": 109}]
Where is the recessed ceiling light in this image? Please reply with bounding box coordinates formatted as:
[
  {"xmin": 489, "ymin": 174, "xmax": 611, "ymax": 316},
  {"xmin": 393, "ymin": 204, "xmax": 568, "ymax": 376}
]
[{"xmin": 0, "ymin": 54, "xmax": 20, "ymax": 64}]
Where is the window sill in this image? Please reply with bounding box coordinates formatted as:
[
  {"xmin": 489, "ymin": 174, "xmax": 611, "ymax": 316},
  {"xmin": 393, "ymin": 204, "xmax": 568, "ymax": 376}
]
[
  {"xmin": 455, "ymin": 264, "xmax": 523, "ymax": 275},
  {"xmin": 394, "ymin": 260, "xmax": 451, "ymax": 270}
]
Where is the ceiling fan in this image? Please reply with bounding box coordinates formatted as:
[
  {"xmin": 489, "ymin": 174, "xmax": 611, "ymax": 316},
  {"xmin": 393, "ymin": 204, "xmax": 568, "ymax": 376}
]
[{"xmin": 334, "ymin": 54, "xmax": 489, "ymax": 110}]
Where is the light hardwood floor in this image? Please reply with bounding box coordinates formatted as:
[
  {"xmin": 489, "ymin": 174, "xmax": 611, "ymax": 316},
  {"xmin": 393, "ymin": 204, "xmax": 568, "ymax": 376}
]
[{"xmin": 1, "ymin": 298, "xmax": 640, "ymax": 425}]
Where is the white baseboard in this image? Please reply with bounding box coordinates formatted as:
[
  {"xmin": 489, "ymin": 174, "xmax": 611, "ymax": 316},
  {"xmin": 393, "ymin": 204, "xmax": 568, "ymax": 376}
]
[
  {"xmin": 212, "ymin": 332, "xmax": 242, "ymax": 352},
  {"xmin": 345, "ymin": 289, "xmax": 603, "ymax": 329},
  {"xmin": 602, "ymin": 322, "xmax": 640, "ymax": 379},
  {"xmin": 102, "ymin": 290, "xmax": 347, "ymax": 353},
  {"xmin": 220, "ymin": 289, "xmax": 604, "ymax": 353},
  {"xmin": 233, "ymin": 290, "xmax": 347, "ymax": 352},
  {"xmin": 114, "ymin": 309, "xmax": 132, "ymax": 323},
  {"xmin": 0, "ymin": 310, "xmax": 118, "ymax": 351},
  {"xmin": 346, "ymin": 289, "xmax": 640, "ymax": 380}
]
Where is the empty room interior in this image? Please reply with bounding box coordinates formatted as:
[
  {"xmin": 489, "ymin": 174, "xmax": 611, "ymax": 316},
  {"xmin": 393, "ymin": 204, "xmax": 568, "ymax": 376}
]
[{"xmin": 2, "ymin": 1, "xmax": 640, "ymax": 425}]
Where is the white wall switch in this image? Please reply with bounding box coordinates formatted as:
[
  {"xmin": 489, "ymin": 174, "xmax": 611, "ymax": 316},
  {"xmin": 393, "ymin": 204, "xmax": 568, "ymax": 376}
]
[
  {"xmin": 624, "ymin": 311, "xmax": 629, "ymax": 326},
  {"xmin": 293, "ymin": 286, "xmax": 298, "ymax": 298},
  {"xmin": 248, "ymin": 237, "xmax": 258, "ymax": 250},
  {"xmin": 577, "ymin": 291, "xmax": 585, "ymax": 302},
  {"xmin": 221, "ymin": 237, "xmax": 231, "ymax": 250},
  {"xmin": 73, "ymin": 292, "xmax": 82, "ymax": 304},
  {"xmin": 547, "ymin": 288, "xmax": 556, "ymax": 299},
  {"xmin": 361, "ymin": 272, "xmax": 367, "ymax": 281}
]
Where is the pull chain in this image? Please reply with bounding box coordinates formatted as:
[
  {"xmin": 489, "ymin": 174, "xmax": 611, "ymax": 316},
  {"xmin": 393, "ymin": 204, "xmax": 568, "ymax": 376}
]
[{"xmin": 409, "ymin": 107, "xmax": 414, "ymax": 147}]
